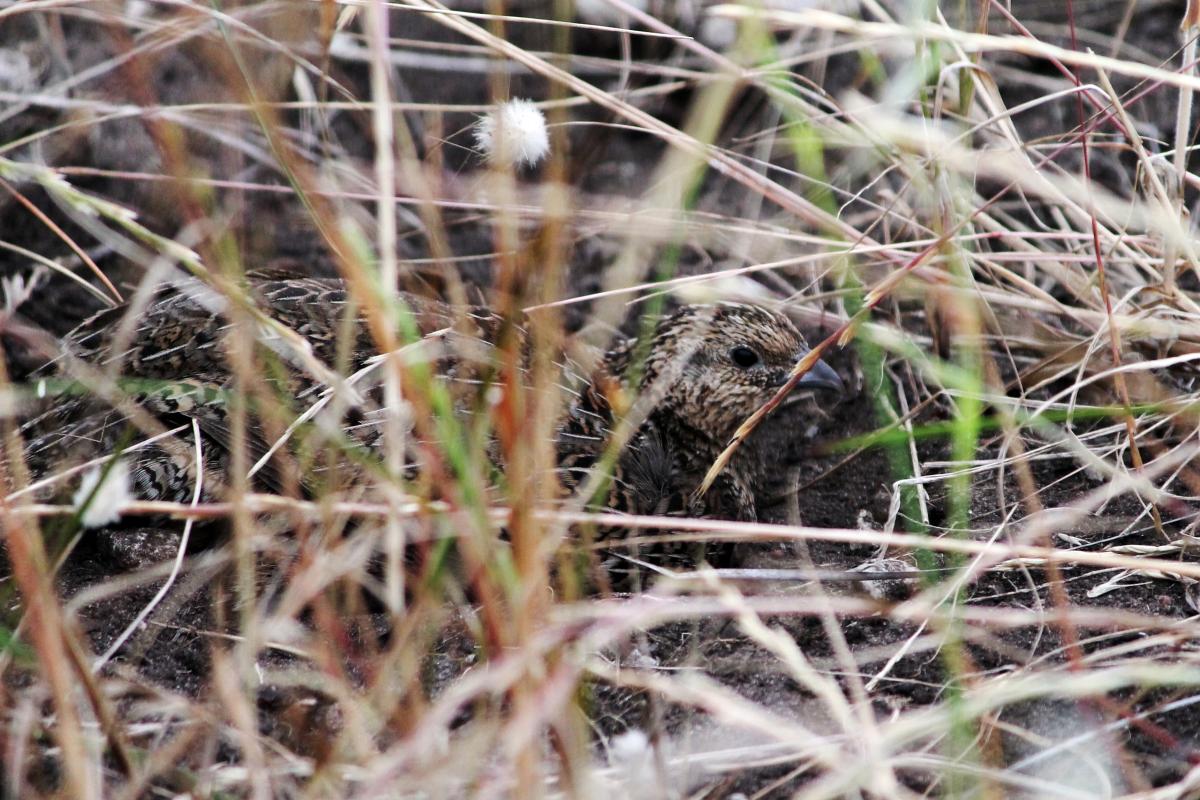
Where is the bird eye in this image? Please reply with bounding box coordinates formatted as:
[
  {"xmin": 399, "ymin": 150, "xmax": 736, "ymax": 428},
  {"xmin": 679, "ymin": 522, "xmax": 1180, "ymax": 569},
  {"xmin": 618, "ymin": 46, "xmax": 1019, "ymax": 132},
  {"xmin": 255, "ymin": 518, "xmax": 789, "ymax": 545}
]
[{"xmin": 730, "ymin": 346, "xmax": 759, "ymax": 368}]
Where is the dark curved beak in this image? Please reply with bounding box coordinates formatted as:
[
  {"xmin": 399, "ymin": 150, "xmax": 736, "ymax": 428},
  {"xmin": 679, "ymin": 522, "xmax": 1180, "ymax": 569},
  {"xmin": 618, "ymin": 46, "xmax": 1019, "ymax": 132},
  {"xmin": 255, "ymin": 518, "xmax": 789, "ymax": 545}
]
[{"xmin": 795, "ymin": 357, "xmax": 844, "ymax": 396}]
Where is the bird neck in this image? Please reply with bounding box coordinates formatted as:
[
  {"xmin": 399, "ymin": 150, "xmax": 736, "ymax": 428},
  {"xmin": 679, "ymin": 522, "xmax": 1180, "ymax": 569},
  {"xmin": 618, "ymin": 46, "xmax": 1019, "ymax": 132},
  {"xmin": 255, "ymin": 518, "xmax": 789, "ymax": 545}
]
[{"xmin": 652, "ymin": 407, "xmax": 724, "ymax": 457}]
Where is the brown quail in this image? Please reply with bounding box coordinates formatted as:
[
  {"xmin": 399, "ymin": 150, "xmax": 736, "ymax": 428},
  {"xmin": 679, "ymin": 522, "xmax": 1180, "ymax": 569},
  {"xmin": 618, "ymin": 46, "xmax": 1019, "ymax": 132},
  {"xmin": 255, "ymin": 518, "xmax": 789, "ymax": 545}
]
[{"xmin": 15, "ymin": 273, "xmax": 844, "ymax": 574}]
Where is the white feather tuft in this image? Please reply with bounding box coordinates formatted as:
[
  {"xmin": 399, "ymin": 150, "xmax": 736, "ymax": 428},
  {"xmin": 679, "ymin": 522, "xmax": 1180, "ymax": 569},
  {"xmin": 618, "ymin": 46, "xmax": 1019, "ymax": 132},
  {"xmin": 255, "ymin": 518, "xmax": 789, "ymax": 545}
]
[
  {"xmin": 1, "ymin": 267, "xmax": 46, "ymax": 315},
  {"xmin": 73, "ymin": 461, "xmax": 134, "ymax": 528}
]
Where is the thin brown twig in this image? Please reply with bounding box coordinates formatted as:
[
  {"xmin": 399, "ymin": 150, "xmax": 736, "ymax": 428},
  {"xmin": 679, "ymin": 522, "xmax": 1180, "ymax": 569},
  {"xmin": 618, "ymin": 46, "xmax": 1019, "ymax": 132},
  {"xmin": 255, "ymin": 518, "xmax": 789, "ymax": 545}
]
[{"xmin": 0, "ymin": 177, "xmax": 123, "ymax": 305}]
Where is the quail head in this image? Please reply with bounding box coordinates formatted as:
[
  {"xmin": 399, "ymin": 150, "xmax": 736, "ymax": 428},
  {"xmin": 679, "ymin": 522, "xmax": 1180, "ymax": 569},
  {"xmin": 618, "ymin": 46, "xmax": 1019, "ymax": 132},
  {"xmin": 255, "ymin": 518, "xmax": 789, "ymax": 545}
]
[
  {"xmin": 636, "ymin": 303, "xmax": 843, "ymax": 445},
  {"xmin": 560, "ymin": 302, "xmax": 844, "ymax": 528}
]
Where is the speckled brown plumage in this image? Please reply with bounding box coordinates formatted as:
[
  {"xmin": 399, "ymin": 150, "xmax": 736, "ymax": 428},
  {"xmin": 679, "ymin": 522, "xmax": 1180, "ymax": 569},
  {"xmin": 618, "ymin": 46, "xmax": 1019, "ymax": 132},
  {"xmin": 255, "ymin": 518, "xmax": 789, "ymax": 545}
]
[
  {"xmin": 560, "ymin": 303, "xmax": 843, "ymax": 522},
  {"xmin": 17, "ymin": 273, "xmax": 843, "ymax": 573},
  {"xmin": 20, "ymin": 273, "xmax": 506, "ymax": 504}
]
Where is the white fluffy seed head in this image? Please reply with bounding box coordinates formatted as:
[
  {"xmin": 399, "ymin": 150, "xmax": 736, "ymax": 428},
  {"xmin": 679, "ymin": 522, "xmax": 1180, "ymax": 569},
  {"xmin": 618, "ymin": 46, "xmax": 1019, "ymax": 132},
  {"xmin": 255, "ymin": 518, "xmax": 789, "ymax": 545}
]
[
  {"xmin": 609, "ymin": 728, "xmax": 651, "ymax": 765},
  {"xmin": 474, "ymin": 98, "xmax": 550, "ymax": 168},
  {"xmin": 575, "ymin": 0, "xmax": 648, "ymax": 25},
  {"xmin": 673, "ymin": 275, "xmax": 772, "ymax": 305},
  {"xmin": 73, "ymin": 461, "xmax": 133, "ymax": 529}
]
